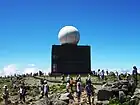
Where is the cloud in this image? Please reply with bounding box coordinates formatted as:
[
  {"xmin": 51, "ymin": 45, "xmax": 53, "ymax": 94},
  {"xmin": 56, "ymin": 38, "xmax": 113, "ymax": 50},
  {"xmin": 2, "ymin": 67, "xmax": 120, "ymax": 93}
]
[
  {"xmin": 23, "ymin": 67, "xmax": 38, "ymax": 74},
  {"xmin": 3, "ymin": 64, "xmax": 18, "ymax": 76},
  {"xmin": 22, "ymin": 64, "xmax": 51, "ymax": 75},
  {"xmin": 23, "ymin": 64, "xmax": 38, "ymax": 74},
  {"xmin": 0, "ymin": 64, "xmax": 51, "ymax": 76},
  {"xmin": 27, "ymin": 64, "xmax": 36, "ymax": 67}
]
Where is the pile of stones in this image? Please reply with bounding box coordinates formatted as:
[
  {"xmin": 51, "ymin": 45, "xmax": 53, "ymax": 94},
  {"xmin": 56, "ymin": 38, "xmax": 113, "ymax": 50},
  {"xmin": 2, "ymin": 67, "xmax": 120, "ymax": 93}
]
[{"xmin": 95, "ymin": 79, "xmax": 137, "ymax": 105}]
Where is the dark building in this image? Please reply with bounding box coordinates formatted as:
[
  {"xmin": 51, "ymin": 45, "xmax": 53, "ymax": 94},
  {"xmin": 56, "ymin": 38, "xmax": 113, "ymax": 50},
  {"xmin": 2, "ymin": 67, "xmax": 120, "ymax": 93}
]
[{"xmin": 51, "ymin": 44, "xmax": 91, "ymax": 74}]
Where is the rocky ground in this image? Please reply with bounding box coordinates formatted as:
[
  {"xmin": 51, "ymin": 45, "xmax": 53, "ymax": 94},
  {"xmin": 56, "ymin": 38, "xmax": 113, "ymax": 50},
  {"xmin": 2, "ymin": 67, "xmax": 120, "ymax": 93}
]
[{"xmin": 0, "ymin": 74, "xmax": 139, "ymax": 105}]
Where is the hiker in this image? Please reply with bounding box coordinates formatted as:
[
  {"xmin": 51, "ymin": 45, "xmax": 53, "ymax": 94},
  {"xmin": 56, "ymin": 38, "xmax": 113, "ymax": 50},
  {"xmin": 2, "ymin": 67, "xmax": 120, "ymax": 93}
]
[
  {"xmin": 88, "ymin": 74, "xmax": 91, "ymax": 80},
  {"xmin": 61, "ymin": 74, "xmax": 65, "ymax": 83},
  {"xmin": 76, "ymin": 74, "xmax": 81, "ymax": 82},
  {"xmin": 85, "ymin": 83, "xmax": 94, "ymax": 104},
  {"xmin": 116, "ymin": 71, "xmax": 119, "ymax": 80},
  {"xmin": 132, "ymin": 66, "xmax": 138, "ymax": 86},
  {"xmin": 86, "ymin": 74, "xmax": 92, "ymax": 85},
  {"xmin": 70, "ymin": 77, "xmax": 74, "ymax": 92},
  {"xmin": 106, "ymin": 70, "xmax": 109, "ymax": 76},
  {"xmin": 66, "ymin": 74, "xmax": 70, "ymax": 83},
  {"xmin": 76, "ymin": 81, "xmax": 82, "ymax": 103},
  {"xmin": 66, "ymin": 82, "xmax": 70, "ymax": 92},
  {"xmin": 101, "ymin": 70, "xmax": 105, "ymax": 80},
  {"xmin": 92, "ymin": 71, "xmax": 96, "ymax": 76},
  {"xmin": 2, "ymin": 85, "xmax": 9, "ymax": 105},
  {"xmin": 97, "ymin": 69, "xmax": 101, "ymax": 80},
  {"xmin": 19, "ymin": 85, "xmax": 26, "ymax": 103},
  {"xmin": 12, "ymin": 79, "xmax": 16, "ymax": 89},
  {"xmin": 116, "ymin": 71, "xmax": 119, "ymax": 76},
  {"xmin": 42, "ymin": 80, "xmax": 49, "ymax": 98}
]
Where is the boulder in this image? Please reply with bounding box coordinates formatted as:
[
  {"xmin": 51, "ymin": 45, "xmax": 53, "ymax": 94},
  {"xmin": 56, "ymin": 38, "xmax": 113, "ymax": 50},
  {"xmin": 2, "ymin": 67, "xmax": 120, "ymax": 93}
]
[
  {"xmin": 112, "ymin": 81, "xmax": 120, "ymax": 87},
  {"xmin": 95, "ymin": 100, "xmax": 109, "ymax": 105},
  {"xmin": 132, "ymin": 88, "xmax": 140, "ymax": 99},
  {"xmin": 130, "ymin": 98, "xmax": 140, "ymax": 105},
  {"xmin": 122, "ymin": 85, "xmax": 128, "ymax": 89},
  {"xmin": 119, "ymin": 91, "xmax": 125, "ymax": 104},
  {"xmin": 97, "ymin": 89, "xmax": 113, "ymax": 101},
  {"xmin": 59, "ymin": 93, "xmax": 70, "ymax": 103},
  {"xmin": 53, "ymin": 100, "xmax": 68, "ymax": 105}
]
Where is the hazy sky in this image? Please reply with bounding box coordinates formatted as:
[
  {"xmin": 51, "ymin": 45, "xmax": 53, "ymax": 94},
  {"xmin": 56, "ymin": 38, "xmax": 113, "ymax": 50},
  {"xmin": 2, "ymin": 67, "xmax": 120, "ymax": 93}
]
[{"xmin": 0, "ymin": 0, "xmax": 140, "ymax": 75}]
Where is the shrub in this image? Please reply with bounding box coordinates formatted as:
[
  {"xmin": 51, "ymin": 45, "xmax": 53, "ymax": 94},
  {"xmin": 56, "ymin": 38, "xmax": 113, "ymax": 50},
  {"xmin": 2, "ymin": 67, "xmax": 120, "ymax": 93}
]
[{"xmin": 109, "ymin": 98, "xmax": 120, "ymax": 105}]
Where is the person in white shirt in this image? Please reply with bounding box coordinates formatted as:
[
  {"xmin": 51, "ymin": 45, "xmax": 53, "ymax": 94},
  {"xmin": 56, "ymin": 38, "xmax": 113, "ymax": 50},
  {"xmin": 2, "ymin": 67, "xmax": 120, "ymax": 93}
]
[
  {"xmin": 76, "ymin": 82, "xmax": 82, "ymax": 103},
  {"xmin": 66, "ymin": 74, "xmax": 70, "ymax": 83},
  {"xmin": 97, "ymin": 69, "xmax": 101, "ymax": 80},
  {"xmin": 19, "ymin": 85, "xmax": 26, "ymax": 103},
  {"xmin": 43, "ymin": 80, "xmax": 49, "ymax": 98}
]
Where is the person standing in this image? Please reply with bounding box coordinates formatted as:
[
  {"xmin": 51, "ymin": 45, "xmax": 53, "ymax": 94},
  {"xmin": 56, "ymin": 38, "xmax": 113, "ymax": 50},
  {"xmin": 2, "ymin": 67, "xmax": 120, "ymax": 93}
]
[
  {"xmin": 2, "ymin": 85, "xmax": 9, "ymax": 105},
  {"xmin": 106, "ymin": 70, "xmax": 109, "ymax": 76},
  {"xmin": 76, "ymin": 81, "xmax": 82, "ymax": 103},
  {"xmin": 66, "ymin": 82, "xmax": 70, "ymax": 92},
  {"xmin": 115, "ymin": 71, "xmax": 119, "ymax": 81},
  {"xmin": 61, "ymin": 74, "xmax": 65, "ymax": 83},
  {"xmin": 85, "ymin": 83, "xmax": 94, "ymax": 104},
  {"xmin": 86, "ymin": 75, "xmax": 92, "ymax": 85},
  {"xmin": 19, "ymin": 85, "xmax": 26, "ymax": 103},
  {"xmin": 70, "ymin": 77, "xmax": 74, "ymax": 92},
  {"xmin": 66, "ymin": 74, "xmax": 70, "ymax": 83},
  {"xmin": 101, "ymin": 70, "xmax": 105, "ymax": 80},
  {"xmin": 43, "ymin": 80, "xmax": 49, "ymax": 98},
  {"xmin": 97, "ymin": 69, "xmax": 101, "ymax": 80},
  {"xmin": 132, "ymin": 66, "xmax": 138, "ymax": 86},
  {"xmin": 76, "ymin": 74, "xmax": 81, "ymax": 83}
]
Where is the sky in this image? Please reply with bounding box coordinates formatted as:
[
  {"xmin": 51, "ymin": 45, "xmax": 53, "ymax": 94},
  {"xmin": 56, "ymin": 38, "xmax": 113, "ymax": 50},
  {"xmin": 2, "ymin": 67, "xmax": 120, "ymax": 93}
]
[{"xmin": 0, "ymin": 0, "xmax": 140, "ymax": 76}]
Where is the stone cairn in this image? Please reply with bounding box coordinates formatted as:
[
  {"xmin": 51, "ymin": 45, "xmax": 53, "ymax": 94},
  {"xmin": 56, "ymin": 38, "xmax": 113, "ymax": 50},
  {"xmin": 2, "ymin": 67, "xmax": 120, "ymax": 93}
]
[{"xmin": 95, "ymin": 79, "xmax": 140, "ymax": 105}]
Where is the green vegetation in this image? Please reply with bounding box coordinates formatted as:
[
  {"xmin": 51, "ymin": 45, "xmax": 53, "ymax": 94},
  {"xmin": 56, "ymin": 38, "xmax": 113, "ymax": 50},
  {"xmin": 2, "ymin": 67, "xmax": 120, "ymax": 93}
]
[{"xmin": 50, "ymin": 84, "xmax": 66, "ymax": 93}]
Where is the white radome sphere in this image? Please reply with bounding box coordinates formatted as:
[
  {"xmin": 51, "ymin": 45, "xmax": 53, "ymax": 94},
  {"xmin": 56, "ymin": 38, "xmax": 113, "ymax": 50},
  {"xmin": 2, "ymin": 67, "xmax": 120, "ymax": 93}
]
[{"xmin": 58, "ymin": 26, "xmax": 80, "ymax": 45}]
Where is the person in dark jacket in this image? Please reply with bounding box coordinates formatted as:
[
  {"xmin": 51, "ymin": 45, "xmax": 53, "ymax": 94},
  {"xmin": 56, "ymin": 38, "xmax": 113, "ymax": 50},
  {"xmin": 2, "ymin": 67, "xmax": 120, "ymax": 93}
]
[
  {"xmin": 85, "ymin": 83, "xmax": 94, "ymax": 104},
  {"xmin": 132, "ymin": 66, "xmax": 138, "ymax": 86},
  {"xmin": 86, "ymin": 76, "xmax": 92, "ymax": 85},
  {"xmin": 61, "ymin": 74, "xmax": 65, "ymax": 83},
  {"xmin": 101, "ymin": 70, "xmax": 105, "ymax": 80}
]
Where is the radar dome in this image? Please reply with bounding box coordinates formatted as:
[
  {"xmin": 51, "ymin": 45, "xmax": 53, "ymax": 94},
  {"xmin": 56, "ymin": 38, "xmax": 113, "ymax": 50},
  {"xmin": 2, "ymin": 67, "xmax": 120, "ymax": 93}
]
[{"xmin": 58, "ymin": 26, "xmax": 80, "ymax": 45}]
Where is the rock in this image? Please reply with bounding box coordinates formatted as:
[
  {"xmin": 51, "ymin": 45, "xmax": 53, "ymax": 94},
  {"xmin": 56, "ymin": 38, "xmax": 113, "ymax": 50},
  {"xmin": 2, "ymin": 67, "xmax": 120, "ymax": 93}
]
[
  {"xmin": 97, "ymin": 89, "xmax": 113, "ymax": 101},
  {"xmin": 131, "ymin": 95, "xmax": 140, "ymax": 99},
  {"xmin": 122, "ymin": 85, "xmax": 128, "ymax": 89},
  {"xmin": 130, "ymin": 98, "xmax": 140, "ymax": 105},
  {"xmin": 0, "ymin": 97, "xmax": 3, "ymax": 102},
  {"xmin": 112, "ymin": 81, "xmax": 120, "ymax": 88},
  {"xmin": 132, "ymin": 88, "xmax": 140, "ymax": 99},
  {"xmin": 126, "ymin": 95, "xmax": 131, "ymax": 100},
  {"xmin": 53, "ymin": 100, "xmax": 68, "ymax": 105},
  {"xmin": 95, "ymin": 100, "xmax": 109, "ymax": 105},
  {"xmin": 59, "ymin": 93, "xmax": 70, "ymax": 103},
  {"xmin": 134, "ymin": 88, "xmax": 140, "ymax": 95},
  {"xmin": 119, "ymin": 91, "xmax": 125, "ymax": 104}
]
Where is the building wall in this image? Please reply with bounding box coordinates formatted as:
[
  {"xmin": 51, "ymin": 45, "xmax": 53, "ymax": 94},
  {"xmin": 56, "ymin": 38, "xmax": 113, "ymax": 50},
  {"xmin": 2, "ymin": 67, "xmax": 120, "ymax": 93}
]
[{"xmin": 51, "ymin": 44, "xmax": 91, "ymax": 74}]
